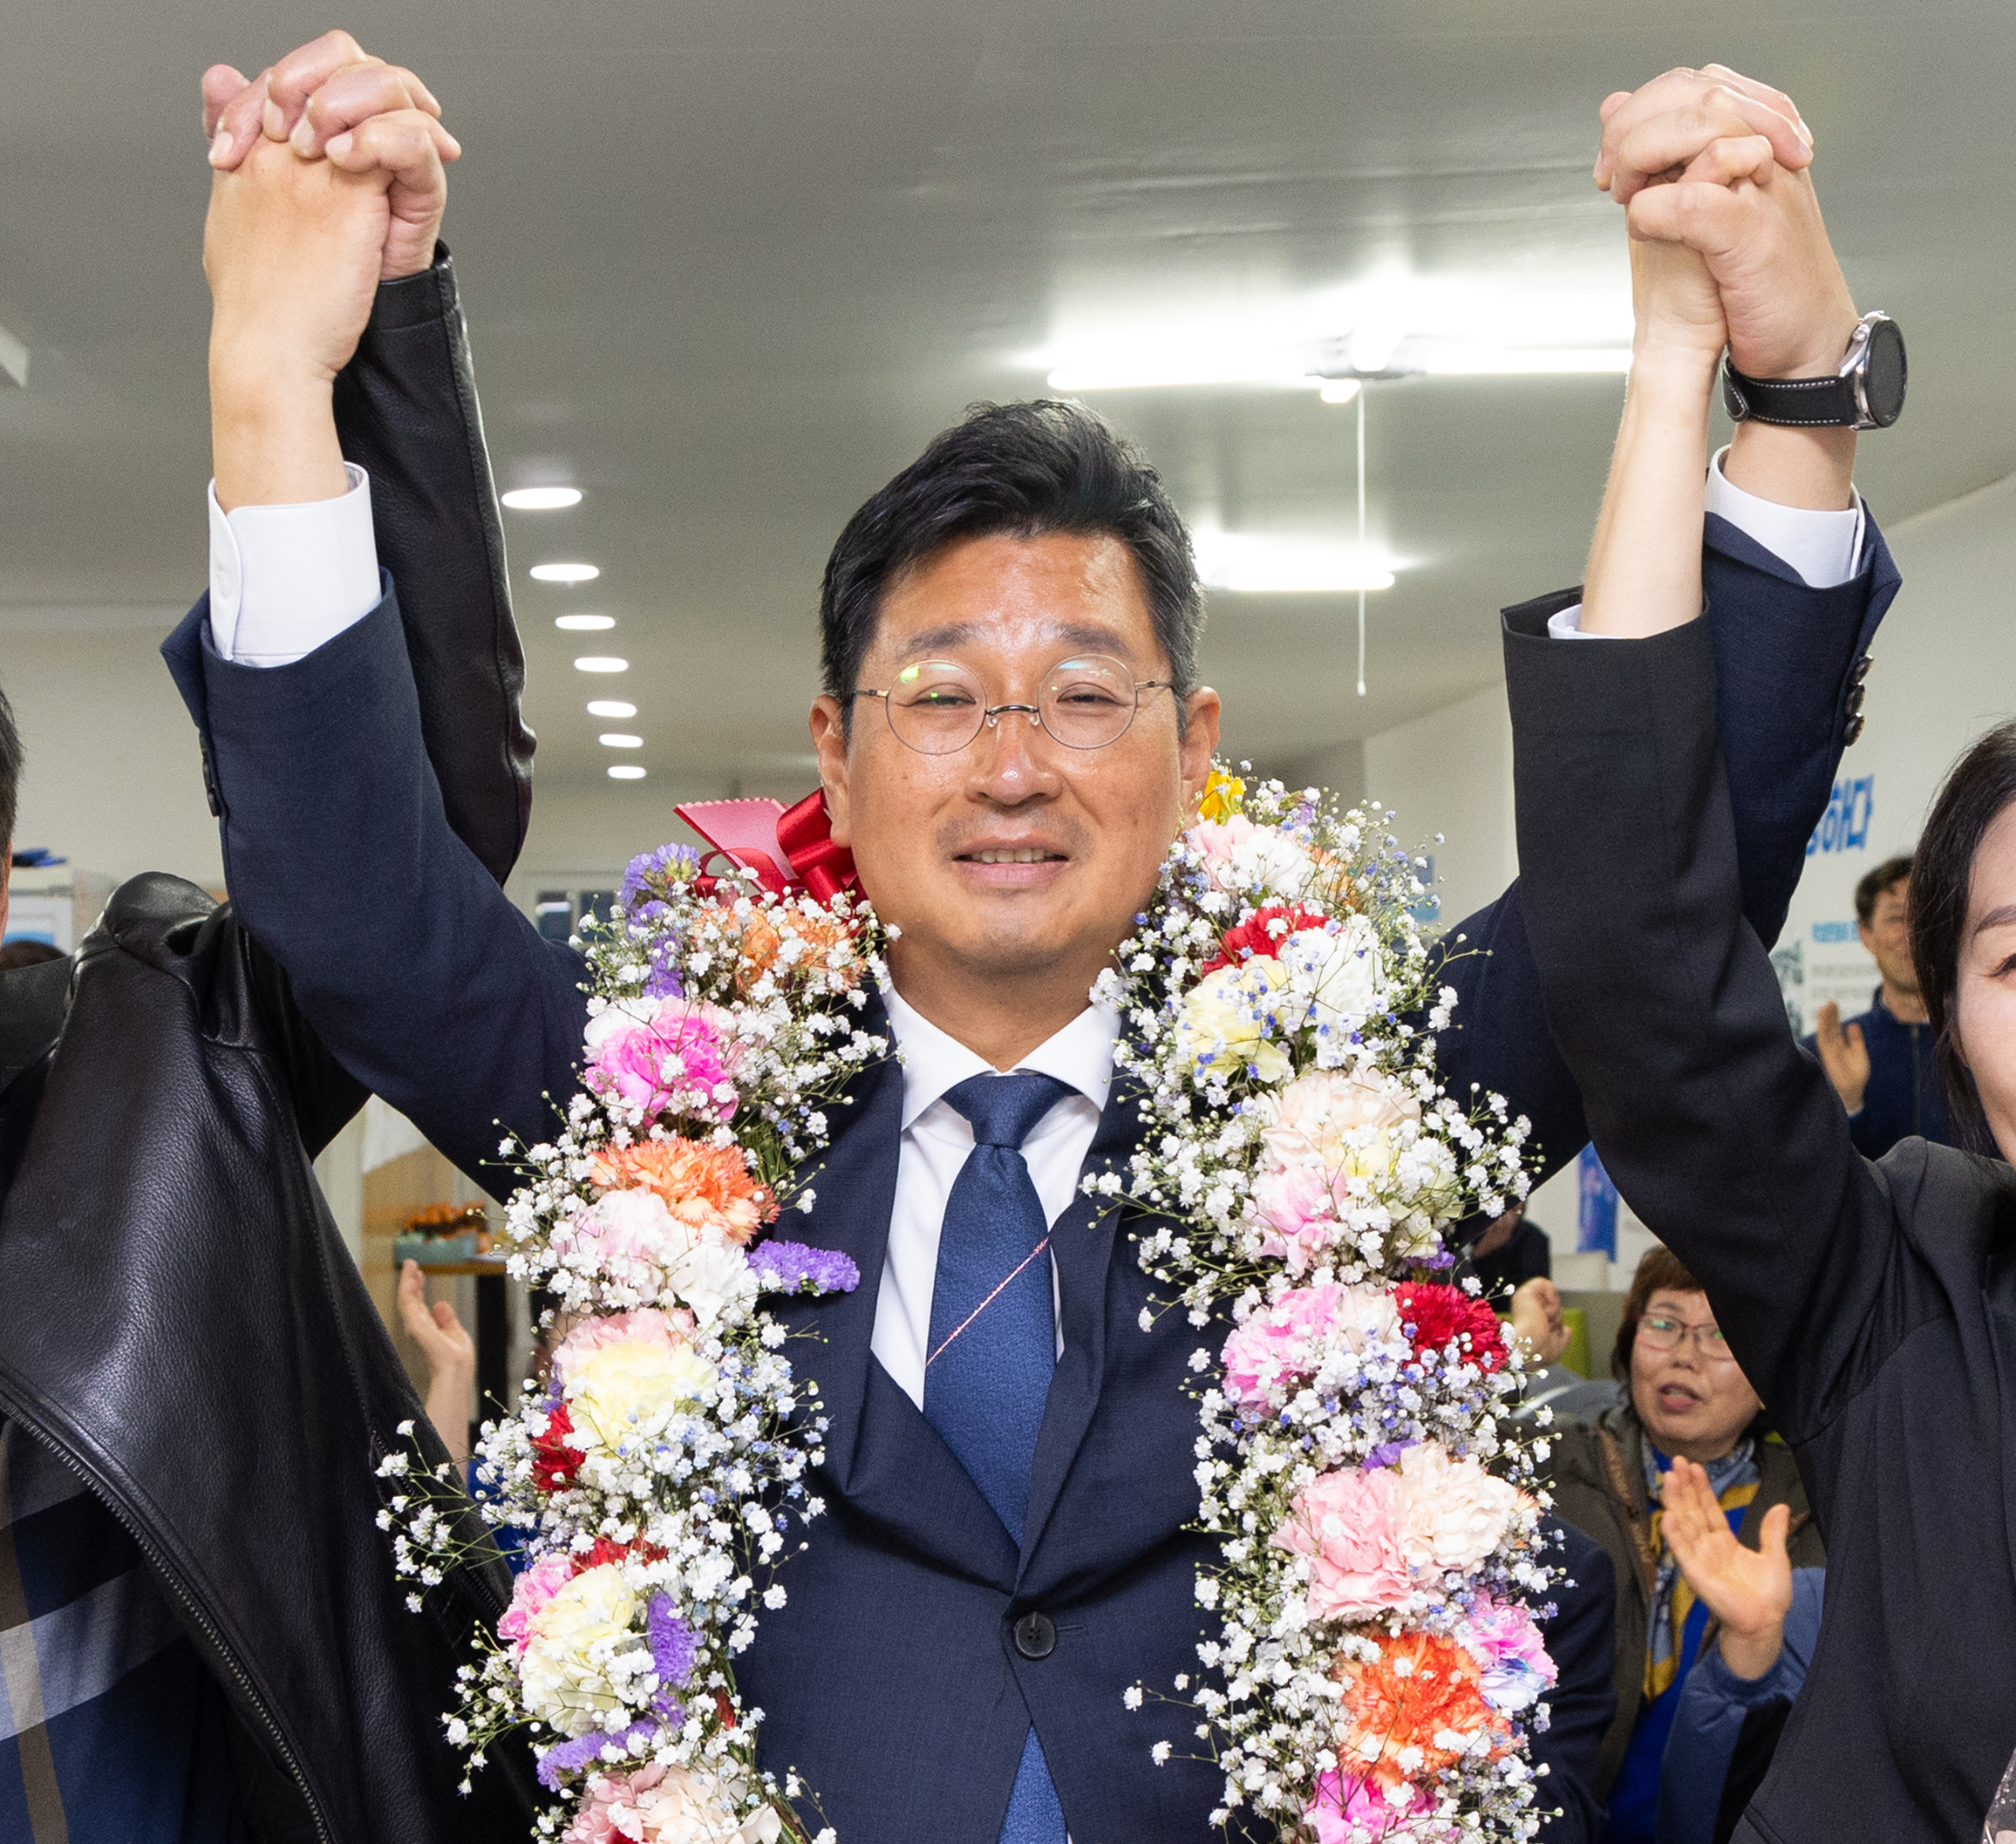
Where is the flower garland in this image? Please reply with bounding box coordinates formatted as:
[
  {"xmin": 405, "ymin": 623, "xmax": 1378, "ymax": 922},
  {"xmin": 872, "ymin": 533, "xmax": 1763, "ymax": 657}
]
[
  {"xmin": 1096, "ymin": 771, "xmax": 1554, "ymax": 1842},
  {"xmin": 378, "ymin": 843, "xmax": 889, "ymax": 1843}
]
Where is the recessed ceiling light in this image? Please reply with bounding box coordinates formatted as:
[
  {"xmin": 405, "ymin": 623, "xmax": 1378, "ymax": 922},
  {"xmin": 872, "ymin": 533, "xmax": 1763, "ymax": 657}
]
[
  {"xmin": 501, "ymin": 487, "xmax": 583, "ymax": 511},
  {"xmin": 573, "ymin": 656, "xmax": 629, "ymax": 674},
  {"xmin": 555, "ymin": 613, "xmax": 616, "ymax": 631},
  {"xmin": 608, "ymin": 764, "xmax": 647, "ymax": 780},
  {"xmin": 1191, "ymin": 529, "xmax": 1399, "ymax": 594},
  {"xmin": 531, "ymin": 562, "xmax": 600, "ymax": 585},
  {"xmin": 586, "ymin": 699, "xmax": 637, "ymax": 718},
  {"xmin": 598, "ymin": 732, "xmax": 644, "ymax": 749}
]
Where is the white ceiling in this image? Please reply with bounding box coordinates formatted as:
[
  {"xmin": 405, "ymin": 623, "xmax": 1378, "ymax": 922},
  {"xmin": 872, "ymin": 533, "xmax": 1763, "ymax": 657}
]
[{"xmin": 3, "ymin": 0, "xmax": 2012, "ymax": 813}]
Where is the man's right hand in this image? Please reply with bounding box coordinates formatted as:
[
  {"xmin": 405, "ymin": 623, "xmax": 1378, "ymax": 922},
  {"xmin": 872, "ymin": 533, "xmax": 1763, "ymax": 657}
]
[
  {"xmin": 202, "ymin": 32, "xmax": 460, "ymax": 511},
  {"xmin": 1813, "ymin": 1000, "xmax": 1871, "ymax": 1114}
]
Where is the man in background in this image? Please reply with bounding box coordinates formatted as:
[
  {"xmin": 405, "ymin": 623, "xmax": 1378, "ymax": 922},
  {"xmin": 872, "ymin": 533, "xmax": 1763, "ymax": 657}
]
[{"xmin": 1808, "ymin": 854, "xmax": 1952, "ymax": 1154}]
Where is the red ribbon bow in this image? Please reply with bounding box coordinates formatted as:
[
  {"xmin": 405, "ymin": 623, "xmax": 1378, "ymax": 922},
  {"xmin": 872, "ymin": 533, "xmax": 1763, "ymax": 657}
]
[{"xmin": 674, "ymin": 790, "xmax": 858, "ymax": 903}]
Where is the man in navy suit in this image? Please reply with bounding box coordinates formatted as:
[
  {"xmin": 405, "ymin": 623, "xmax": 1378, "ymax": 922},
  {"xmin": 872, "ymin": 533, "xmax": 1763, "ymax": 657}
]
[{"xmin": 174, "ymin": 39, "xmax": 1889, "ymax": 1842}]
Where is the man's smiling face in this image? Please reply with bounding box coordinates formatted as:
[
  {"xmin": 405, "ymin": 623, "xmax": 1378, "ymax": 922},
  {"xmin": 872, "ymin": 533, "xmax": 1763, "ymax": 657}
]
[{"xmin": 811, "ymin": 529, "xmax": 1219, "ymax": 1041}]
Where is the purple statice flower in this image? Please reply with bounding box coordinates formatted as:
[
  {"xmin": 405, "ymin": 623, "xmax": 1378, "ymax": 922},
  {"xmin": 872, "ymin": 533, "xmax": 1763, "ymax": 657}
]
[
  {"xmin": 747, "ymin": 1239, "xmax": 862, "ymax": 1296},
  {"xmin": 620, "ymin": 841, "xmax": 700, "ymax": 912},
  {"xmin": 1365, "ymin": 1440, "xmax": 1414, "ymax": 1470},
  {"xmin": 647, "ymin": 1592, "xmax": 700, "ymax": 1689},
  {"xmin": 535, "ymin": 1720, "xmax": 657, "ymax": 1790}
]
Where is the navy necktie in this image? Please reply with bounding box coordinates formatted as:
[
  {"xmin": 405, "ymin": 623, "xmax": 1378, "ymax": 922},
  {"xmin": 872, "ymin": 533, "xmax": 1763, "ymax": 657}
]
[{"xmin": 923, "ymin": 1069, "xmax": 1073, "ymax": 1844}]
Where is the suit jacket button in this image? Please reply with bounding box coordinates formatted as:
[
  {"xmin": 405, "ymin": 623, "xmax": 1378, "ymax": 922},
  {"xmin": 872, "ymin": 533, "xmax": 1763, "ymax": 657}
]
[
  {"xmin": 1013, "ymin": 1613, "xmax": 1056, "ymax": 1660},
  {"xmin": 1844, "ymin": 712, "xmax": 1866, "ymax": 745},
  {"xmin": 1850, "ymin": 653, "xmax": 1873, "ymax": 686}
]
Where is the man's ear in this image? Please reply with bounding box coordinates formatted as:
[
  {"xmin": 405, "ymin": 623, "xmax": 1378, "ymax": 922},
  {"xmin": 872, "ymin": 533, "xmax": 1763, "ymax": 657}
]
[
  {"xmin": 1179, "ymin": 687, "xmax": 1223, "ymax": 804},
  {"xmin": 809, "ymin": 697, "xmax": 852, "ymax": 847},
  {"xmin": 1858, "ymin": 922, "xmax": 1877, "ymax": 956}
]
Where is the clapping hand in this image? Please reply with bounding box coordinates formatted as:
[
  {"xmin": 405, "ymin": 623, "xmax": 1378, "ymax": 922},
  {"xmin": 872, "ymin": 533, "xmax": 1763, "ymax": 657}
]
[
  {"xmin": 398, "ymin": 1258, "xmax": 475, "ymax": 1465},
  {"xmin": 1509, "ymin": 1276, "xmax": 1571, "ymax": 1367},
  {"xmin": 1814, "ymin": 1000, "xmax": 1872, "ymax": 1114},
  {"xmin": 1662, "ymin": 1454, "xmax": 1795, "ymax": 1681}
]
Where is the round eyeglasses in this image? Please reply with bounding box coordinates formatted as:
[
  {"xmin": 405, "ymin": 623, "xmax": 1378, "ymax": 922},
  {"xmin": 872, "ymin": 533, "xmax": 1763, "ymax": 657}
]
[
  {"xmin": 1635, "ymin": 1313, "xmax": 1735, "ymax": 1363},
  {"xmin": 850, "ymin": 654, "xmax": 1175, "ymax": 755}
]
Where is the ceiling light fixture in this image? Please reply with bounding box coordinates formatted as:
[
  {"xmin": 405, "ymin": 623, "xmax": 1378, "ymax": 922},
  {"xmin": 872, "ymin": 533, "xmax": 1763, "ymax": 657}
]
[
  {"xmin": 586, "ymin": 699, "xmax": 637, "ymax": 718},
  {"xmin": 573, "ymin": 656, "xmax": 629, "ymax": 674},
  {"xmin": 501, "ymin": 487, "xmax": 583, "ymax": 510},
  {"xmin": 555, "ymin": 613, "xmax": 616, "ymax": 631},
  {"xmin": 608, "ymin": 764, "xmax": 647, "ymax": 780},
  {"xmin": 1033, "ymin": 269, "xmax": 1633, "ymax": 397},
  {"xmin": 531, "ymin": 562, "xmax": 600, "ymax": 585},
  {"xmin": 1191, "ymin": 529, "xmax": 1398, "ymax": 595},
  {"xmin": 598, "ymin": 732, "xmax": 644, "ymax": 749}
]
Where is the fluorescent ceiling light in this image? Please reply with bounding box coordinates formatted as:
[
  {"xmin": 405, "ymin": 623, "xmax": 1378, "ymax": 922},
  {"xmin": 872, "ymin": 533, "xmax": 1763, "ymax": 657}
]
[
  {"xmin": 532, "ymin": 562, "xmax": 600, "ymax": 585},
  {"xmin": 555, "ymin": 613, "xmax": 616, "ymax": 631},
  {"xmin": 608, "ymin": 764, "xmax": 647, "ymax": 780},
  {"xmin": 1416, "ymin": 345, "xmax": 1631, "ymax": 376},
  {"xmin": 1318, "ymin": 378, "xmax": 1361, "ymax": 405},
  {"xmin": 1192, "ymin": 529, "xmax": 1398, "ymax": 595},
  {"xmin": 586, "ymin": 699, "xmax": 637, "ymax": 718},
  {"xmin": 502, "ymin": 487, "xmax": 583, "ymax": 510},
  {"xmin": 1033, "ymin": 267, "xmax": 1632, "ymax": 395},
  {"xmin": 573, "ymin": 656, "xmax": 629, "ymax": 674},
  {"xmin": 598, "ymin": 732, "xmax": 644, "ymax": 749}
]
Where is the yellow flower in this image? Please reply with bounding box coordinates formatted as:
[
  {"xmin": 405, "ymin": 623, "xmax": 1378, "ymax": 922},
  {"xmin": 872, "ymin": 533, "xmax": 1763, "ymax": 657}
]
[
  {"xmin": 520, "ymin": 1563, "xmax": 638, "ymax": 1736},
  {"xmin": 1197, "ymin": 766, "xmax": 1246, "ymax": 826},
  {"xmin": 1173, "ymin": 963, "xmax": 1291, "ymax": 1084},
  {"xmin": 566, "ymin": 1336, "xmax": 718, "ymax": 1452}
]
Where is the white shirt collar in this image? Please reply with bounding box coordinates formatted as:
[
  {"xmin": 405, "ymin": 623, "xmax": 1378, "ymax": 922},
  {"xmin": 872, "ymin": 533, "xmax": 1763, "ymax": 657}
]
[{"xmin": 879, "ymin": 982, "xmax": 1120, "ymax": 1133}]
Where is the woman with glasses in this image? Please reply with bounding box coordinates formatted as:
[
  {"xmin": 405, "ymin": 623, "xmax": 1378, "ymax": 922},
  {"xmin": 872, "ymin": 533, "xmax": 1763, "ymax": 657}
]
[{"xmin": 1544, "ymin": 1247, "xmax": 1822, "ymax": 1842}]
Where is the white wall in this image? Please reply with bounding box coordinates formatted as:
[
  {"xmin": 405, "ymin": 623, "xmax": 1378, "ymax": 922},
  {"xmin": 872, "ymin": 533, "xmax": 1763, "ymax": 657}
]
[
  {"xmin": 1362, "ymin": 680, "xmax": 1515, "ymax": 936},
  {"xmin": 1775, "ymin": 470, "xmax": 2016, "ymax": 1029}
]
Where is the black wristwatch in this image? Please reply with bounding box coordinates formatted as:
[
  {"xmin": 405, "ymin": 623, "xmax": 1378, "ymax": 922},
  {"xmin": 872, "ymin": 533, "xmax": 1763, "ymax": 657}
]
[{"xmin": 1722, "ymin": 310, "xmax": 1907, "ymax": 430}]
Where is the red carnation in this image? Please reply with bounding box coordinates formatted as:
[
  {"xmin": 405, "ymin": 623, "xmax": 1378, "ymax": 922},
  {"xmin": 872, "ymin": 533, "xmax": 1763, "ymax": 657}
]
[
  {"xmin": 1392, "ymin": 1282, "xmax": 1509, "ymax": 1373},
  {"xmin": 1200, "ymin": 904, "xmax": 1333, "ymax": 976},
  {"xmin": 529, "ymin": 1399, "xmax": 584, "ymax": 1492}
]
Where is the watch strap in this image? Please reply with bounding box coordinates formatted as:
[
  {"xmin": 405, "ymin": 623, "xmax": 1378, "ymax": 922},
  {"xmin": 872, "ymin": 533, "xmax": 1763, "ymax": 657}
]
[{"xmin": 1720, "ymin": 360, "xmax": 1861, "ymax": 428}]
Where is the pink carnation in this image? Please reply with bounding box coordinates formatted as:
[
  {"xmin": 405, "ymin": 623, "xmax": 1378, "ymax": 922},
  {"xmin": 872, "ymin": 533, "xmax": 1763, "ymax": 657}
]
[
  {"xmin": 1305, "ymin": 1768, "xmax": 1452, "ymax": 1843},
  {"xmin": 1271, "ymin": 1466, "xmax": 1413, "ymax": 1619},
  {"xmin": 500, "ymin": 1551, "xmax": 576, "ymax": 1654},
  {"xmin": 583, "ymin": 1000, "xmax": 739, "ymax": 1123},
  {"xmin": 1461, "ymin": 1591, "xmax": 1556, "ymax": 1713},
  {"xmin": 1251, "ymin": 1160, "xmax": 1345, "ymax": 1274},
  {"xmin": 551, "ymin": 1306, "xmax": 696, "ymax": 1385},
  {"xmin": 1222, "ymin": 1283, "xmax": 1400, "ymax": 1407}
]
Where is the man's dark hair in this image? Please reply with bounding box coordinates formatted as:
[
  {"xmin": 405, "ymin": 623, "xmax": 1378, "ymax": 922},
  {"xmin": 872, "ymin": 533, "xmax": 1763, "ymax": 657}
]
[
  {"xmin": 0, "ymin": 677, "xmax": 20, "ymax": 855},
  {"xmin": 1854, "ymin": 854, "xmax": 1912, "ymax": 927},
  {"xmin": 818, "ymin": 400, "xmax": 1203, "ymax": 730},
  {"xmin": 1911, "ymin": 722, "xmax": 2016, "ymax": 1151}
]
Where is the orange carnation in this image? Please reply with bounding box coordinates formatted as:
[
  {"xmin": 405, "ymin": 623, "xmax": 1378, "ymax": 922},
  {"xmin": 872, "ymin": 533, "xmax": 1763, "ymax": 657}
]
[
  {"xmin": 589, "ymin": 1140, "xmax": 777, "ymax": 1245},
  {"xmin": 1333, "ymin": 1629, "xmax": 1507, "ymax": 1786},
  {"xmin": 700, "ymin": 902, "xmax": 862, "ymax": 994}
]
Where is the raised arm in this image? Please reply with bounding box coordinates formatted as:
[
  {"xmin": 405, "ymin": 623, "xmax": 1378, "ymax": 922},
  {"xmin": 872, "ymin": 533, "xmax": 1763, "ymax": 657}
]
[
  {"xmin": 1502, "ymin": 600, "xmax": 1914, "ymax": 1472},
  {"xmin": 163, "ymin": 37, "xmax": 587, "ymax": 1188},
  {"xmin": 1429, "ymin": 65, "xmax": 1898, "ymax": 1181}
]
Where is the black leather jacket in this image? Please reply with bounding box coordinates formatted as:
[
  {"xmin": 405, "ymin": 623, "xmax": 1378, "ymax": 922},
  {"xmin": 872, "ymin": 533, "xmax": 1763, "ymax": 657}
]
[{"xmin": 0, "ymin": 255, "xmax": 538, "ymax": 1842}]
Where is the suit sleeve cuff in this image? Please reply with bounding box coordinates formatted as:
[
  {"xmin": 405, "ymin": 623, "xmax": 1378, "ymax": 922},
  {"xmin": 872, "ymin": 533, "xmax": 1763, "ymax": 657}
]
[{"xmin": 207, "ymin": 463, "xmax": 380, "ymax": 666}]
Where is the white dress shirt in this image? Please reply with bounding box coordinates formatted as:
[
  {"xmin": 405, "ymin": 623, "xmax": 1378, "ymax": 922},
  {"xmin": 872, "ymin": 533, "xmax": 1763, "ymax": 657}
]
[
  {"xmin": 201, "ymin": 446, "xmax": 1866, "ymax": 666},
  {"xmin": 871, "ymin": 984, "xmax": 1120, "ymax": 1410}
]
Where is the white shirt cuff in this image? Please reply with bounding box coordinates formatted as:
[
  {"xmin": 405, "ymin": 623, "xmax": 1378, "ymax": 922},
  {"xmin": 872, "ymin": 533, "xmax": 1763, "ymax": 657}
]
[
  {"xmin": 1549, "ymin": 449, "xmax": 1865, "ymax": 640},
  {"xmin": 208, "ymin": 465, "xmax": 381, "ymax": 666},
  {"xmin": 1703, "ymin": 445, "xmax": 1864, "ymax": 588}
]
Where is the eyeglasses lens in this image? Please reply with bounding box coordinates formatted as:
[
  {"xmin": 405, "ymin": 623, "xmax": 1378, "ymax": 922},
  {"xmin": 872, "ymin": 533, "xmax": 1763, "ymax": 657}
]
[
  {"xmin": 1638, "ymin": 1315, "xmax": 1732, "ymax": 1361},
  {"xmin": 886, "ymin": 662, "xmax": 987, "ymax": 754},
  {"xmin": 1040, "ymin": 657, "xmax": 1137, "ymax": 749}
]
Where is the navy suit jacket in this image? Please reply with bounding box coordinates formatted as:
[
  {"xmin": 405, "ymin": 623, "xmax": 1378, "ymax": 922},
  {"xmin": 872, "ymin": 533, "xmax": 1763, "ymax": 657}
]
[{"xmin": 162, "ymin": 514, "xmax": 1896, "ymax": 1841}]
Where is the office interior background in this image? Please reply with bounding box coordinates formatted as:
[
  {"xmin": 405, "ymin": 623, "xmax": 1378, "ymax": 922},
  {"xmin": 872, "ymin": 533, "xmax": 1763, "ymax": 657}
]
[{"xmin": 5, "ymin": 0, "xmax": 2014, "ymax": 1344}]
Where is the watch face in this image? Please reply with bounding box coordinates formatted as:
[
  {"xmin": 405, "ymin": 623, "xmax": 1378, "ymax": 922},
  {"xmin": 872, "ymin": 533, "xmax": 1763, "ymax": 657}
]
[{"xmin": 1863, "ymin": 317, "xmax": 1907, "ymax": 426}]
